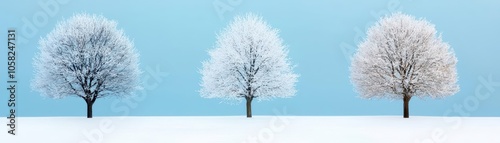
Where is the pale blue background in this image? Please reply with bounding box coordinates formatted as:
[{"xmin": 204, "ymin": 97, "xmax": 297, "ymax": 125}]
[{"xmin": 1, "ymin": 0, "xmax": 499, "ymax": 117}]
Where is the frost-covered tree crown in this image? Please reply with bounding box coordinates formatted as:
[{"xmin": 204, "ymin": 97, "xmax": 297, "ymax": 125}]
[
  {"xmin": 200, "ymin": 13, "xmax": 298, "ymax": 102},
  {"xmin": 32, "ymin": 13, "xmax": 141, "ymax": 100},
  {"xmin": 350, "ymin": 12, "xmax": 459, "ymax": 99}
]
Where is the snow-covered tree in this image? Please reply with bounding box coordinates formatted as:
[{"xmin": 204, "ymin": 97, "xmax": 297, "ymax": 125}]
[
  {"xmin": 32, "ymin": 13, "xmax": 141, "ymax": 118},
  {"xmin": 200, "ymin": 13, "xmax": 298, "ymax": 118},
  {"xmin": 350, "ymin": 12, "xmax": 459, "ymax": 118}
]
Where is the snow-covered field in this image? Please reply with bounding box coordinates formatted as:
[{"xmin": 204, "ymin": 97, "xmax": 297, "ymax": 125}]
[{"xmin": 2, "ymin": 116, "xmax": 499, "ymax": 143}]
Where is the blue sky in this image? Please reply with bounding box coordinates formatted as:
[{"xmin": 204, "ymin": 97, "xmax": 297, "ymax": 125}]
[{"xmin": 1, "ymin": 0, "xmax": 499, "ymax": 117}]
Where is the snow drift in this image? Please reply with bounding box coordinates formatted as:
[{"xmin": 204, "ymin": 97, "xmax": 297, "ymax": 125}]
[{"xmin": 2, "ymin": 116, "xmax": 498, "ymax": 143}]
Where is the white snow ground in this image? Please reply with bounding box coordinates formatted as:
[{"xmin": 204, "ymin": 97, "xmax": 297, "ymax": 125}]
[{"xmin": 2, "ymin": 116, "xmax": 499, "ymax": 143}]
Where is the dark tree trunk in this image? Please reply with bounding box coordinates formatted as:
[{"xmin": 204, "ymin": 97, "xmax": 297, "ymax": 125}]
[
  {"xmin": 246, "ymin": 97, "xmax": 252, "ymax": 118},
  {"xmin": 87, "ymin": 103, "xmax": 93, "ymax": 118},
  {"xmin": 403, "ymin": 95, "xmax": 411, "ymax": 118},
  {"xmin": 86, "ymin": 99, "xmax": 94, "ymax": 118}
]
